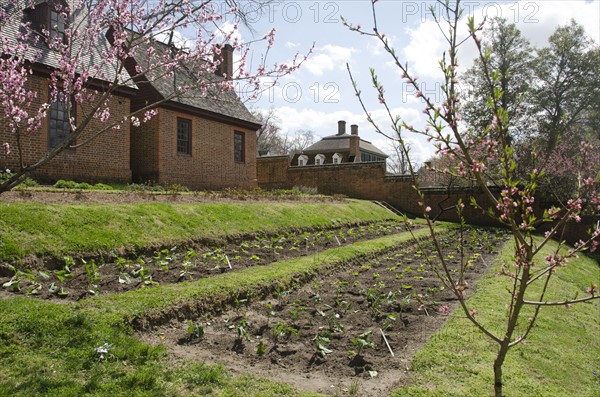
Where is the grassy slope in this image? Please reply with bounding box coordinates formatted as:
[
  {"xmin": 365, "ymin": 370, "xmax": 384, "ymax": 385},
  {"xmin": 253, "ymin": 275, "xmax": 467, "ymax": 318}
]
[
  {"xmin": 391, "ymin": 239, "xmax": 600, "ymax": 397},
  {"xmin": 0, "ymin": 200, "xmax": 393, "ymax": 260},
  {"xmin": 0, "ymin": 230, "xmax": 429, "ymax": 397}
]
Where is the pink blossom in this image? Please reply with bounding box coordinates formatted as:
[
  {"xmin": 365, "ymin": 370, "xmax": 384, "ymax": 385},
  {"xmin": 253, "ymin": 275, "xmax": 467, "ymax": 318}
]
[
  {"xmin": 438, "ymin": 305, "xmax": 449, "ymax": 314},
  {"xmin": 2, "ymin": 143, "xmax": 10, "ymax": 155}
]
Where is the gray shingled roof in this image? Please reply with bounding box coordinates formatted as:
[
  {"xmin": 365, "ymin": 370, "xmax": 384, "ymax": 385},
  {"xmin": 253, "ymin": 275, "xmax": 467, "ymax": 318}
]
[
  {"xmin": 303, "ymin": 133, "xmax": 388, "ymax": 157},
  {"xmin": 0, "ymin": 1, "xmax": 132, "ymax": 87},
  {"xmin": 128, "ymin": 32, "xmax": 259, "ymax": 127}
]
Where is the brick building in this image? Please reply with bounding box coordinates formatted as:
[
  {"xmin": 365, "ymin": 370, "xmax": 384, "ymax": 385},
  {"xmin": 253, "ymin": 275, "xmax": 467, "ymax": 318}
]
[
  {"xmin": 0, "ymin": 0, "xmax": 135, "ymax": 184},
  {"xmin": 290, "ymin": 120, "xmax": 388, "ymax": 166},
  {"xmin": 126, "ymin": 41, "xmax": 261, "ymax": 190},
  {"xmin": 1, "ymin": 1, "xmax": 260, "ymax": 189}
]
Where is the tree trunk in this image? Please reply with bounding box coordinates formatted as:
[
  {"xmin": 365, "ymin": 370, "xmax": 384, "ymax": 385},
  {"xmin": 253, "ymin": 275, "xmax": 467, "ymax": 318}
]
[{"xmin": 493, "ymin": 348, "xmax": 507, "ymax": 397}]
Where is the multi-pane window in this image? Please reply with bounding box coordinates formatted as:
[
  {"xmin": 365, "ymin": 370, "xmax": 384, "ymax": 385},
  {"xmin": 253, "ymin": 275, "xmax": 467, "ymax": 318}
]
[
  {"xmin": 234, "ymin": 131, "xmax": 244, "ymax": 163},
  {"xmin": 177, "ymin": 118, "xmax": 192, "ymax": 155},
  {"xmin": 49, "ymin": 92, "xmax": 71, "ymax": 148},
  {"xmin": 49, "ymin": 9, "xmax": 66, "ymax": 43},
  {"xmin": 361, "ymin": 151, "xmax": 385, "ymax": 162}
]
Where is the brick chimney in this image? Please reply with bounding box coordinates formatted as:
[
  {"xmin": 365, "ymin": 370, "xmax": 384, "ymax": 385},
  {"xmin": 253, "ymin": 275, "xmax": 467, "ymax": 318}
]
[
  {"xmin": 337, "ymin": 120, "xmax": 346, "ymax": 136},
  {"xmin": 349, "ymin": 124, "xmax": 360, "ymax": 162},
  {"xmin": 214, "ymin": 44, "xmax": 233, "ymax": 79}
]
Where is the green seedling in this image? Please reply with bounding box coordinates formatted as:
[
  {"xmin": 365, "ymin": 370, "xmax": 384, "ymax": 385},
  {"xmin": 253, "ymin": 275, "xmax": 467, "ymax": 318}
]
[
  {"xmin": 350, "ymin": 331, "xmax": 375, "ymax": 357},
  {"xmin": 82, "ymin": 258, "xmax": 101, "ymax": 295},
  {"xmin": 313, "ymin": 332, "xmax": 333, "ymax": 359},
  {"xmin": 187, "ymin": 320, "xmax": 205, "ymax": 340}
]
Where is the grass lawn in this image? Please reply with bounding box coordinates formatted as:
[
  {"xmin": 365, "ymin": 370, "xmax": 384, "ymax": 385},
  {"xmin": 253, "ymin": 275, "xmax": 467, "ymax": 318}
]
[
  {"xmin": 390, "ymin": 238, "xmax": 600, "ymax": 397},
  {"xmin": 0, "ymin": 230, "xmax": 431, "ymax": 397},
  {"xmin": 0, "ymin": 199, "xmax": 395, "ymax": 261},
  {"xmin": 0, "ymin": 196, "xmax": 597, "ymax": 396}
]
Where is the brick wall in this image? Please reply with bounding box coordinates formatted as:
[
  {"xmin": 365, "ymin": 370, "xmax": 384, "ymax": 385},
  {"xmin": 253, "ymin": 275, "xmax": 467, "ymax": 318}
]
[
  {"xmin": 256, "ymin": 155, "xmax": 290, "ymax": 189},
  {"xmin": 0, "ymin": 74, "xmax": 131, "ymax": 184},
  {"xmin": 132, "ymin": 108, "xmax": 257, "ymax": 190},
  {"xmin": 257, "ymin": 159, "xmax": 500, "ymax": 225}
]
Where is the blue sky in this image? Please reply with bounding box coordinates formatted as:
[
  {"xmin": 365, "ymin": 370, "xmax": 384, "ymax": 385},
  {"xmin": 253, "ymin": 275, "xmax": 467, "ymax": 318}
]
[{"xmin": 227, "ymin": 0, "xmax": 600, "ymax": 164}]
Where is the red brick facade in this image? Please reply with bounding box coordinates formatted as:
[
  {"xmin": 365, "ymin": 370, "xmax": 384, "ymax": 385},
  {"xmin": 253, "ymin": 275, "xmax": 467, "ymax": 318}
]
[
  {"xmin": 257, "ymin": 157, "xmax": 499, "ymax": 225},
  {"xmin": 131, "ymin": 108, "xmax": 257, "ymax": 190},
  {"xmin": 0, "ymin": 74, "xmax": 132, "ymax": 184}
]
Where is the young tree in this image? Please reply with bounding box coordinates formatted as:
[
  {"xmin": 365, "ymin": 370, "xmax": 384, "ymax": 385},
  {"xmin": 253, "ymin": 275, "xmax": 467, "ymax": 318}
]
[
  {"xmin": 0, "ymin": 0, "xmax": 308, "ymax": 193},
  {"xmin": 344, "ymin": 1, "xmax": 599, "ymax": 395}
]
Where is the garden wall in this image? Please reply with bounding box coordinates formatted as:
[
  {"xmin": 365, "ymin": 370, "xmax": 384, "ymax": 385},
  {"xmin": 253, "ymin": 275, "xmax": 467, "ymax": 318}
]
[
  {"xmin": 257, "ymin": 157, "xmax": 600, "ymax": 244},
  {"xmin": 257, "ymin": 157, "xmax": 498, "ymax": 226}
]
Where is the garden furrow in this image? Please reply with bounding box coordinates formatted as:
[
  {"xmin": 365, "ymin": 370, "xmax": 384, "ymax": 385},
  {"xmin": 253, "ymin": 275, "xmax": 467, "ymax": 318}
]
[{"xmin": 137, "ymin": 227, "xmax": 509, "ymax": 397}]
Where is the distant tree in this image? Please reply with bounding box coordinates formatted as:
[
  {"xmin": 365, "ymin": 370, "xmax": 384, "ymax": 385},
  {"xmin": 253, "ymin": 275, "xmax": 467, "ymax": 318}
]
[
  {"xmin": 462, "ymin": 17, "xmax": 534, "ymax": 144},
  {"xmin": 386, "ymin": 139, "xmax": 413, "ymax": 175},
  {"xmin": 531, "ymin": 20, "xmax": 600, "ymax": 152},
  {"xmin": 252, "ymin": 108, "xmax": 287, "ymax": 155},
  {"xmin": 289, "ymin": 129, "xmax": 315, "ymax": 153}
]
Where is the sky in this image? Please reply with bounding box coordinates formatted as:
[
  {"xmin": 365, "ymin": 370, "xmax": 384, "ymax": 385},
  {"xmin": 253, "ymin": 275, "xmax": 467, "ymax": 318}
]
[{"xmin": 224, "ymin": 0, "xmax": 600, "ymax": 165}]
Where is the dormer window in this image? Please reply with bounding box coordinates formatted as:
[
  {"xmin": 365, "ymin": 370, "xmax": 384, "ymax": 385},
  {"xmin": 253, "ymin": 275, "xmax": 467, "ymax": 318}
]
[
  {"xmin": 24, "ymin": 1, "xmax": 68, "ymax": 45},
  {"xmin": 298, "ymin": 155, "xmax": 308, "ymax": 166},
  {"xmin": 315, "ymin": 154, "xmax": 325, "ymax": 166},
  {"xmin": 333, "ymin": 153, "xmax": 343, "ymax": 164}
]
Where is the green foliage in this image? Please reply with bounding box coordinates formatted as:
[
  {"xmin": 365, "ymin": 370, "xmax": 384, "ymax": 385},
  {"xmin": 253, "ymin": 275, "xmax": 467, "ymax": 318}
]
[
  {"xmin": 0, "ymin": 200, "xmax": 396, "ymax": 261},
  {"xmin": 53, "ymin": 180, "xmax": 114, "ymax": 190},
  {"xmin": 391, "ymin": 239, "xmax": 600, "ymax": 397},
  {"xmin": 349, "ymin": 331, "xmax": 375, "ymax": 356},
  {"xmin": 187, "ymin": 320, "xmax": 205, "ymax": 340}
]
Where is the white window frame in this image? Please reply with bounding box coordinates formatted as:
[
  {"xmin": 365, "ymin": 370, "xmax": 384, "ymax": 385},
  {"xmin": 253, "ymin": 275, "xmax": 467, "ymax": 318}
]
[
  {"xmin": 315, "ymin": 154, "xmax": 325, "ymax": 166},
  {"xmin": 298, "ymin": 154, "xmax": 308, "ymax": 166},
  {"xmin": 332, "ymin": 153, "xmax": 343, "ymax": 164}
]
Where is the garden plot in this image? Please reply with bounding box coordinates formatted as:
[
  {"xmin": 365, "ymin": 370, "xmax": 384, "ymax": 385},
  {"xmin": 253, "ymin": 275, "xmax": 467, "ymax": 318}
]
[
  {"xmin": 1, "ymin": 221, "xmax": 410, "ymax": 300},
  {"xmin": 144, "ymin": 227, "xmax": 509, "ymax": 396}
]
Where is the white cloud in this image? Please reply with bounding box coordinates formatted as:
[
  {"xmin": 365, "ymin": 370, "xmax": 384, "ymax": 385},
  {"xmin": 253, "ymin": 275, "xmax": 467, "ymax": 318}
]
[
  {"xmin": 367, "ymin": 34, "xmax": 397, "ymax": 56},
  {"xmin": 285, "ymin": 41, "xmax": 299, "ymax": 49},
  {"xmin": 513, "ymin": 1, "xmax": 600, "ymax": 46},
  {"xmin": 400, "ymin": 0, "xmax": 599, "ymax": 80},
  {"xmin": 254, "ymin": 105, "xmax": 436, "ymax": 165},
  {"xmin": 302, "ymin": 44, "xmax": 357, "ymax": 77}
]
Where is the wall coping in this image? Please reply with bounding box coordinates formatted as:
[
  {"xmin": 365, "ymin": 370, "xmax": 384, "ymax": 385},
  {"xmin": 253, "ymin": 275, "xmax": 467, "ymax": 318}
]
[{"xmin": 287, "ymin": 161, "xmax": 387, "ymax": 171}]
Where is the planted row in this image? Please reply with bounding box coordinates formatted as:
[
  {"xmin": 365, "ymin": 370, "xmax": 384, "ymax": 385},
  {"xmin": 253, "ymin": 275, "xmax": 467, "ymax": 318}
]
[{"xmin": 1, "ymin": 220, "xmax": 413, "ymax": 300}]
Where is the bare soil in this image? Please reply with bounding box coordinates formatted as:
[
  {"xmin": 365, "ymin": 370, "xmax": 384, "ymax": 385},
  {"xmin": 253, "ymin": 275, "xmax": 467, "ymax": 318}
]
[
  {"xmin": 141, "ymin": 229, "xmax": 508, "ymax": 397},
  {"xmin": 1, "ymin": 190, "xmax": 509, "ymax": 396},
  {"xmin": 0, "ymin": 220, "xmax": 411, "ymax": 301}
]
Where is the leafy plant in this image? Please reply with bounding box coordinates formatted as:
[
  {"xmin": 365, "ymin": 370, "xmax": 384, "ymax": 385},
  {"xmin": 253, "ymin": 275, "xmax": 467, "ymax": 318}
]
[
  {"xmin": 272, "ymin": 321, "xmax": 299, "ymax": 342},
  {"xmin": 236, "ymin": 316, "xmax": 251, "ymax": 342},
  {"xmin": 256, "ymin": 340, "xmax": 266, "ymax": 356},
  {"xmin": 82, "ymin": 258, "xmax": 101, "ymax": 295},
  {"xmin": 313, "ymin": 332, "xmax": 333, "ymax": 359},
  {"xmin": 349, "ymin": 331, "xmax": 375, "ymax": 357},
  {"xmin": 153, "ymin": 247, "xmax": 178, "ymax": 271},
  {"xmin": 187, "ymin": 320, "xmax": 205, "ymax": 340}
]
